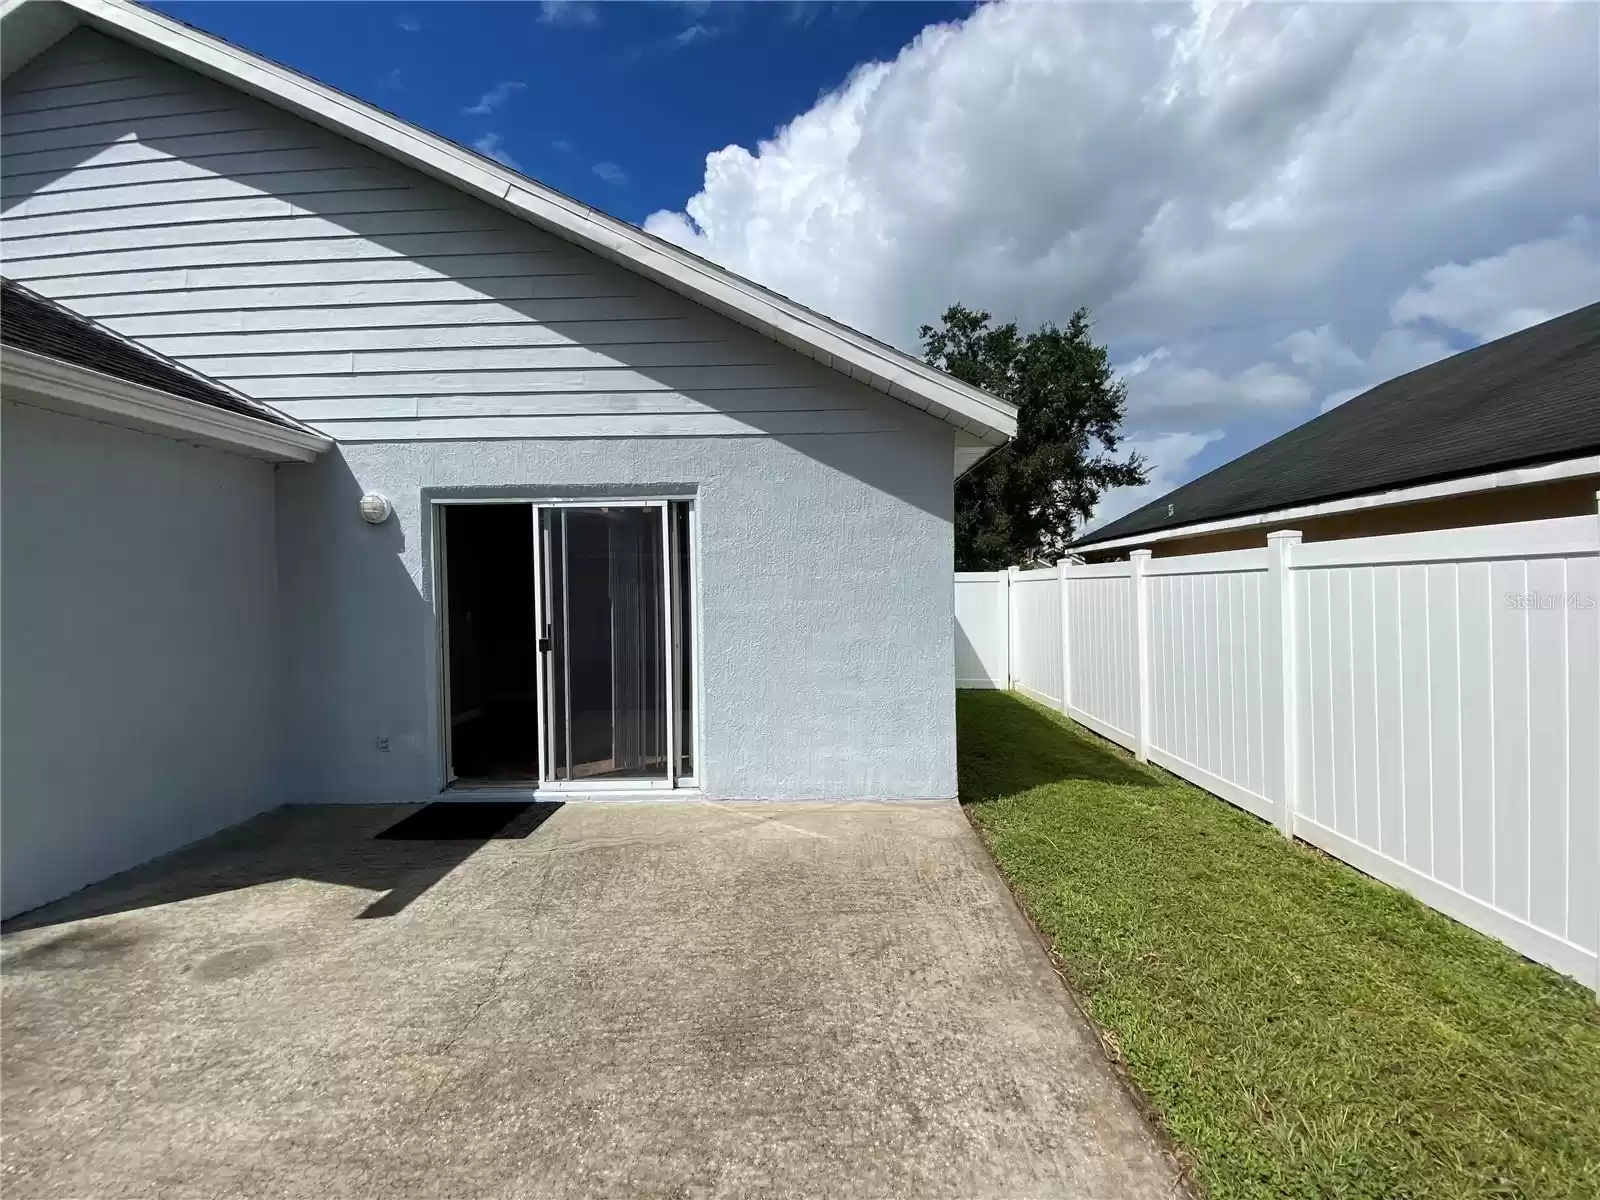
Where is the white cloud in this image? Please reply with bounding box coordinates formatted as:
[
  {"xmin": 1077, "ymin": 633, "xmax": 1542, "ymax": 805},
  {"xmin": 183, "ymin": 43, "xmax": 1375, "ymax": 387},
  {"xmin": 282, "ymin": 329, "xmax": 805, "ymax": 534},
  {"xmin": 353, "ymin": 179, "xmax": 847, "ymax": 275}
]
[
  {"xmin": 1117, "ymin": 347, "xmax": 1170, "ymax": 379},
  {"xmin": 647, "ymin": 1, "xmax": 1595, "ymax": 505},
  {"xmin": 463, "ymin": 81, "xmax": 526, "ymax": 117},
  {"xmin": 592, "ymin": 161, "xmax": 628, "ymax": 186},
  {"xmin": 1118, "ymin": 356, "xmax": 1312, "ymax": 427},
  {"xmin": 1315, "ymin": 326, "xmax": 1453, "ymax": 411},
  {"xmin": 1279, "ymin": 325, "xmax": 1362, "ymax": 374},
  {"xmin": 650, "ymin": 3, "xmax": 1592, "ymax": 350},
  {"xmin": 472, "ymin": 133, "xmax": 520, "ymax": 171},
  {"xmin": 539, "ymin": 1, "xmax": 598, "ymax": 27},
  {"xmin": 1390, "ymin": 219, "xmax": 1600, "ymax": 341},
  {"xmin": 621, "ymin": 19, "xmax": 725, "ymax": 64},
  {"xmin": 782, "ymin": 2, "xmax": 829, "ymax": 29},
  {"xmin": 672, "ymin": 23, "xmax": 716, "ymax": 48},
  {"xmin": 1083, "ymin": 430, "xmax": 1226, "ymax": 533}
]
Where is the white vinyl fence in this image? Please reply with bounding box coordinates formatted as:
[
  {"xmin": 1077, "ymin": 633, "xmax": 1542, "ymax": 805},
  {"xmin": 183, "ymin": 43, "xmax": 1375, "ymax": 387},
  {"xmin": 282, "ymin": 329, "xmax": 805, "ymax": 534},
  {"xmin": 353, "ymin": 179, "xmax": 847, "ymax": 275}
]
[{"xmin": 955, "ymin": 513, "xmax": 1600, "ymax": 989}]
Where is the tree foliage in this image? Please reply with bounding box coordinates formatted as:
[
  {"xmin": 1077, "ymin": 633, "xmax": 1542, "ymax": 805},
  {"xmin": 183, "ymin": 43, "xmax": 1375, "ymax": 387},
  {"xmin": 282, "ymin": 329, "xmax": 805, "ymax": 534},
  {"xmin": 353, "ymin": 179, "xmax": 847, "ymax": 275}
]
[{"xmin": 922, "ymin": 304, "xmax": 1146, "ymax": 570}]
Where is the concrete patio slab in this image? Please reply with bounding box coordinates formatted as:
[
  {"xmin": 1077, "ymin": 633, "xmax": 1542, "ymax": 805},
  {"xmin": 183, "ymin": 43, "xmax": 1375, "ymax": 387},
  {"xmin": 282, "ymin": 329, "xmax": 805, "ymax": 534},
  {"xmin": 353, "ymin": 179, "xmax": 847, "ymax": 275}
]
[{"xmin": 1, "ymin": 801, "xmax": 1187, "ymax": 1199}]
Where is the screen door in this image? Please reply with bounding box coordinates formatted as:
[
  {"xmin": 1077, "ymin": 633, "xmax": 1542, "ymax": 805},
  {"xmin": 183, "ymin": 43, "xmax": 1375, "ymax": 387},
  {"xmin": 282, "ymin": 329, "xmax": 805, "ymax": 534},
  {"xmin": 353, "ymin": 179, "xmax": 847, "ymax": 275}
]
[{"xmin": 538, "ymin": 505, "xmax": 673, "ymax": 783}]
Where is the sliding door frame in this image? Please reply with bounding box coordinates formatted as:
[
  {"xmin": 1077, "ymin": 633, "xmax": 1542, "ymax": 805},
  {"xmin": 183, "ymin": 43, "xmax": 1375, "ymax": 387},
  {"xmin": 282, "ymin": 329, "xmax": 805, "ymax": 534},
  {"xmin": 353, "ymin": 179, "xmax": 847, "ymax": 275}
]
[{"xmin": 431, "ymin": 494, "xmax": 701, "ymax": 796}]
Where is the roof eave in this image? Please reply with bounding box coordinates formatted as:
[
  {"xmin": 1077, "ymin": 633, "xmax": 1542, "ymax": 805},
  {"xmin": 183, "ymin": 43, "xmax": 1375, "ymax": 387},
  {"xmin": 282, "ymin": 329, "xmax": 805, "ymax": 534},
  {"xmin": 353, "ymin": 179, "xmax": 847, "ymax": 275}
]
[
  {"xmin": 1073, "ymin": 453, "xmax": 1600, "ymax": 553},
  {"xmin": 1, "ymin": 344, "xmax": 333, "ymax": 462}
]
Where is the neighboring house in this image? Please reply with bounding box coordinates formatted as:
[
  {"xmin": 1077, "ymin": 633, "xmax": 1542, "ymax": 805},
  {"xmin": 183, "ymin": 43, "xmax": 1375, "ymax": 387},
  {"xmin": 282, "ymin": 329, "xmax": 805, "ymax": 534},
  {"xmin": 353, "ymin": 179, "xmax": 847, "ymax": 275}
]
[
  {"xmin": 1075, "ymin": 303, "xmax": 1600, "ymax": 561},
  {"xmin": 0, "ymin": 0, "xmax": 1016, "ymax": 917}
]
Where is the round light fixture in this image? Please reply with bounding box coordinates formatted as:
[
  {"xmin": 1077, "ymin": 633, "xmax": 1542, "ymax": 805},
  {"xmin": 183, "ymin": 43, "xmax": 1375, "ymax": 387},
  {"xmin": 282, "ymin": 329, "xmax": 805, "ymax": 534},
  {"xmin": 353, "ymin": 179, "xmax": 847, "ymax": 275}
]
[{"xmin": 358, "ymin": 492, "xmax": 392, "ymax": 524}]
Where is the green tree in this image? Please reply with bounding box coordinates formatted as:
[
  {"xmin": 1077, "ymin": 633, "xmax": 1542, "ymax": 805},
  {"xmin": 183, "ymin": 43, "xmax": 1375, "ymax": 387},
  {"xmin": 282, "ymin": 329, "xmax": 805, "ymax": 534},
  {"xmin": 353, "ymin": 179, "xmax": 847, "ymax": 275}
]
[{"xmin": 922, "ymin": 304, "xmax": 1146, "ymax": 570}]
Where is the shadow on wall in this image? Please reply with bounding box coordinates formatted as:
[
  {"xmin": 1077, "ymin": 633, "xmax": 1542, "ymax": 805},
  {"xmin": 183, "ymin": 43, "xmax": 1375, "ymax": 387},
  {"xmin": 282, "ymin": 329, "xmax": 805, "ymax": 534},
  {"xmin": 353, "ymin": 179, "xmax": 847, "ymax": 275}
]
[
  {"xmin": 956, "ymin": 691, "xmax": 1158, "ymax": 802},
  {"xmin": 954, "ymin": 618, "xmax": 997, "ymax": 688},
  {"xmin": 0, "ymin": 803, "xmax": 563, "ymax": 936},
  {"xmin": 0, "ymin": 34, "xmax": 956, "ymax": 523},
  {"xmin": 273, "ymin": 447, "xmax": 440, "ymax": 802}
]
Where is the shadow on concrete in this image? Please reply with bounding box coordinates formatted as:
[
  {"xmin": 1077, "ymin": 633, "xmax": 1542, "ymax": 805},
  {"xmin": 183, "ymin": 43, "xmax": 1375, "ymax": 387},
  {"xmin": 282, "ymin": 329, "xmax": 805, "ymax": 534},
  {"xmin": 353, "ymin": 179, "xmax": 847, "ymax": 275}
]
[
  {"xmin": 1, "ymin": 803, "xmax": 562, "ymax": 934},
  {"xmin": 956, "ymin": 690, "xmax": 1159, "ymax": 802}
]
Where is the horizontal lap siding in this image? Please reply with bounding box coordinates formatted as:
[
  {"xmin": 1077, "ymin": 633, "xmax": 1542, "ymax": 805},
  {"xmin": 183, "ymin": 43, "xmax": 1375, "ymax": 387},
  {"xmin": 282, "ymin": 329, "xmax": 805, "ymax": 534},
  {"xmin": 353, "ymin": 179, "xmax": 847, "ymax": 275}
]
[{"xmin": 0, "ymin": 31, "xmax": 913, "ymax": 443}]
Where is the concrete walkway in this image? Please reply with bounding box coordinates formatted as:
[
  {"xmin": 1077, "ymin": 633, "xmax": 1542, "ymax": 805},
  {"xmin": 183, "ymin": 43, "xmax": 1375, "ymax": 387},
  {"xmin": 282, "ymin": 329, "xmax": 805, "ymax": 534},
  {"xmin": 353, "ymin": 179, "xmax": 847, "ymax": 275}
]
[{"xmin": 2, "ymin": 802, "xmax": 1186, "ymax": 1199}]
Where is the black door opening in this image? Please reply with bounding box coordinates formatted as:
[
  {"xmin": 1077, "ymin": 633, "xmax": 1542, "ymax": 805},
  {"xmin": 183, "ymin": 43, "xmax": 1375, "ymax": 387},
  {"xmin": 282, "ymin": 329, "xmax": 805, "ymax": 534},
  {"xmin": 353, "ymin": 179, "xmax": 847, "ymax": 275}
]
[{"xmin": 442, "ymin": 504, "xmax": 539, "ymax": 781}]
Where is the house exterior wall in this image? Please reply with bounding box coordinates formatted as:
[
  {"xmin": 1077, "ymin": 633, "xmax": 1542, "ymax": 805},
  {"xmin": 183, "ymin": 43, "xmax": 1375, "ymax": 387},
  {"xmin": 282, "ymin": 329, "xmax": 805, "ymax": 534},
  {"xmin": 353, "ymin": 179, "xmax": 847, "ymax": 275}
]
[
  {"xmin": 275, "ymin": 432, "xmax": 957, "ymax": 802},
  {"xmin": 1079, "ymin": 475, "xmax": 1600, "ymax": 562},
  {"xmin": 2, "ymin": 30, "xmax": 959, "ymax": 804},
  {"xmin": 0, "ymin": 401, "xmax": 282, "ymax": 917}
]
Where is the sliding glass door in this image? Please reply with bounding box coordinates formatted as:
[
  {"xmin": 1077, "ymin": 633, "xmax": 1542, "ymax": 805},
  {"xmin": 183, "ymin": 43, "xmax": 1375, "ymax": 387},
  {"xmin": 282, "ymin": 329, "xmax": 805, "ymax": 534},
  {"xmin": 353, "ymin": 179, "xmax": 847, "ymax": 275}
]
[
  {"xmin": 440, "ymin": 498, "xmax": 695, "ymax": 790},
  {"xmin": 533, "ymin": 501, "xmax": 694, "ymax": 787}
]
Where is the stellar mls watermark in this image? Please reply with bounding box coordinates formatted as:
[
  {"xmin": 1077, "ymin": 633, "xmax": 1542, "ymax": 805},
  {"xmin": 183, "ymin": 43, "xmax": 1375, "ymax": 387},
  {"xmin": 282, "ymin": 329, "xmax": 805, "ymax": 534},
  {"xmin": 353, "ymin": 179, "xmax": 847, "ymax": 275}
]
[{"xmin": 1504, "ymin": 590, "xmax": 1596, "ymax": 611}]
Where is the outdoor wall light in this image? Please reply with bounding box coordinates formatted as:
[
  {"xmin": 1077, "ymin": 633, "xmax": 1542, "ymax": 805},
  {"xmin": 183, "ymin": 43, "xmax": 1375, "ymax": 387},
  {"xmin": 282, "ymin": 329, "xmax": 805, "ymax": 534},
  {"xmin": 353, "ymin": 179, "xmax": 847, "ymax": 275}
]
[{"xmin": 358, "ymin": 492, "xmax": 392, "ymax": 524}]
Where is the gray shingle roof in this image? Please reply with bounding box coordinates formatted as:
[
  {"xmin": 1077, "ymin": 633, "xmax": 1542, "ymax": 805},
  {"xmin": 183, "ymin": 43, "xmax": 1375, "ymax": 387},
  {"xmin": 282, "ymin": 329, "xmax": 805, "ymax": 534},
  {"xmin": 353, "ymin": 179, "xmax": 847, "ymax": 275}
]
[
  {"xmin": 1076, "ymin": 302, "xmax": 1600, "ymax": 548},
  {"xmin": 1, "ymin": 278, "xmax": 302, "ymax": 430}
]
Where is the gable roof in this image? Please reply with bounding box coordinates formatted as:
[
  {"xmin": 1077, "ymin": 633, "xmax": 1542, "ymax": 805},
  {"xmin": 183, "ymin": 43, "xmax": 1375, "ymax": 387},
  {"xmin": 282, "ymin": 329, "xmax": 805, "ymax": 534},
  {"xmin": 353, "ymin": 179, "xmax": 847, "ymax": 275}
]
[
  {"xmin": 2, "ymin": 277, "xmax": 301, "ymax": 427},
  {"xmin": 1076, "ymin": 301, "xmax": 1600, "ymax": 549},
  {"xmin": 1, "ymin": 276, "xmax": 330, "ymax": 460},
  {"xmin": 0, "ymin": 0, "xmax": 1016, "ymax": 469}
]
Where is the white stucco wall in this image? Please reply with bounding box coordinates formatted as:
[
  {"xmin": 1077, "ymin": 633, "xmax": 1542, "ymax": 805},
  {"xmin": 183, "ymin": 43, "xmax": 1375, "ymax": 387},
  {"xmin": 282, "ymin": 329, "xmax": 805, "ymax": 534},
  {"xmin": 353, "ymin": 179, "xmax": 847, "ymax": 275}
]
[
  {"xmin": 1, "ymin": 400, "xmax": 282, "ymax": 917},
  {"xmin": 276, "ymin": 425, "xmax": 957, "ymax": 802}
]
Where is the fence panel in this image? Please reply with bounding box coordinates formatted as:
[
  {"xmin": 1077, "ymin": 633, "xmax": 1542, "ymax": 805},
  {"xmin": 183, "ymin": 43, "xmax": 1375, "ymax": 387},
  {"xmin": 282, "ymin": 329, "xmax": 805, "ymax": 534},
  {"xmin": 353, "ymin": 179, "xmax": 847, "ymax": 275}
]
[
  {"xmin": 952, "ymin": 510, "xmax": 1599, "ymax": 988},
  {"xmin": 1012, "ymin": 568, "xmax": 1063, "ymax": 706},
  {"xmin": 1064, "ymin": 566, "xmax": 1139, "ymax": 748},
  {"xmin": 1291, "ymin": 516, "xmax": 1599, "ymax": 986},
  {"xmin": 954, "ymin": 571, "xmax": 1008, "ymax": 688},
  {"xmin": 1145, "ymin": 552, "xmax": 1274, "ymax": 822}
]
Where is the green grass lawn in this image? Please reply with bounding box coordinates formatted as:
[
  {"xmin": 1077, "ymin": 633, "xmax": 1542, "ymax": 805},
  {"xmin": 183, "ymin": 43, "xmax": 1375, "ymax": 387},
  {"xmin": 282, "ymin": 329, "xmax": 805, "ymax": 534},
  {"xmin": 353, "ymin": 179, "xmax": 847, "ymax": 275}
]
[{"xmin": 959, "ymin": 690, "xmax": 1600, "ymax": 1200}]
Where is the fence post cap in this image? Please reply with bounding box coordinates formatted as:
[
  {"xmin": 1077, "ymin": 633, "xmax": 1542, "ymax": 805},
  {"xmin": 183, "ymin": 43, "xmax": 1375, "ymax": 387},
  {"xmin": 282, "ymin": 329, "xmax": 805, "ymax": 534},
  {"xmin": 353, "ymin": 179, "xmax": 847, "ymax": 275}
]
[
  {"xmin": 1266, "ymin": 528, "xmax": 1303, "ymax": 542},
  {"xmin": 1129, "ymin": 548, "xmax": 1154, "ymax": 561}
]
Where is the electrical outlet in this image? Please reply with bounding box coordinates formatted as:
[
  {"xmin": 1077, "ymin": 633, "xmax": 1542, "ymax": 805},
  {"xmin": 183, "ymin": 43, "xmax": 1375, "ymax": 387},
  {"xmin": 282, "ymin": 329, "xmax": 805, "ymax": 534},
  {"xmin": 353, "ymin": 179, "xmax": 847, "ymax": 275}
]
[{"xmin": 375, "ymin": 736, "xmax": 390, "ymax": 753}]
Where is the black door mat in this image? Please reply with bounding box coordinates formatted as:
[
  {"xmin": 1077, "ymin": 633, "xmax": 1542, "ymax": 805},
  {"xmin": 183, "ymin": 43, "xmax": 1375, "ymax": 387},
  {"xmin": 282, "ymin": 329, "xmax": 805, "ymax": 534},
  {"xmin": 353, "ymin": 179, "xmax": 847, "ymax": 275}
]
[{"xmin": 376, "ymin": 801, "xmax": 562, "ymax": 841}]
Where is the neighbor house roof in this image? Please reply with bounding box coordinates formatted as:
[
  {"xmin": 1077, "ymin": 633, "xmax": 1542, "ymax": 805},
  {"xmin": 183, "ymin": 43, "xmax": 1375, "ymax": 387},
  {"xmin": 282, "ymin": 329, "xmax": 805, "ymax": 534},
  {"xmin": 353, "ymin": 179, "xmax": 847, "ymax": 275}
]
[
  {"xmin": 2, "ymin": 277, "xmax": 330, "ymax": 460},
  {"xmin": 0, "ymin": 0, "xmax": 1017, "ymax": 470},
  {"xmin": 1076, "ymin": 301, "xmax": 1600, "ymax": 550}
]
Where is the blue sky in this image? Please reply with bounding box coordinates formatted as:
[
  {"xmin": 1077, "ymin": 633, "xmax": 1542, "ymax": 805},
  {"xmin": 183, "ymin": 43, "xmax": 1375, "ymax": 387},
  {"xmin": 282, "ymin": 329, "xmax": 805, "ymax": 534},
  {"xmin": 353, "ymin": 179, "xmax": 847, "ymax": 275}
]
[
  {"xmin": 152, "ymin": 2, "xmax": 1598, "ymax": 527},
  {"xmin": 153, "ymin": 2, "xmax": 969, "ymax": 225}
]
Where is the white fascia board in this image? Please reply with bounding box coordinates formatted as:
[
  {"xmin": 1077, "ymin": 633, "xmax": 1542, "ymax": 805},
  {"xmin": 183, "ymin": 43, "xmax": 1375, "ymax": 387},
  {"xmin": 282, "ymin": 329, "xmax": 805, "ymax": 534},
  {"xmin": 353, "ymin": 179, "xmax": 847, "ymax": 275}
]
[
  {"xmin": 0, "ymin": 345, "xmax": 332, "ymax": 461},
  {"xmin": 23, "ymin": 0, "xmax": 1016, "ymax": 447},
  {"xmin": 1076, "ymin": 455, "xmax": 1600, "ymax": 554}
]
